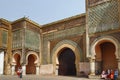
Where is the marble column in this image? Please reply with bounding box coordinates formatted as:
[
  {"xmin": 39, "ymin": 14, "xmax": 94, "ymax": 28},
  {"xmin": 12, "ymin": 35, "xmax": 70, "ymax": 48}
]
[
  {"xmin": 117, "ymin": 59, "xmax": 120, "ymax": 73},
  {"xmin": 22, "ymin": 65, "xmax": 26, "ymax": 75},
  {"xmin": 11, "ymin": 65, "xmax": 15, "ymax": 75},
  {"xmin": 55, "ymin": 65, "xmax": 59, "ymax": 75},
  {"xmin": 36, "ymin": 66, "xmax": 40, "ymax": 75},
  {"xmin": 90, "ymin": 59, "xmax": 95, "ymax": 75}
]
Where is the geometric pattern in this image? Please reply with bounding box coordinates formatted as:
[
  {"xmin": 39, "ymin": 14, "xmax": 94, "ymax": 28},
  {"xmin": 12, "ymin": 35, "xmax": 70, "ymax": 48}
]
[{"xmin": 88, "ymin": 0, "xmax": 120, "ymax": 34}]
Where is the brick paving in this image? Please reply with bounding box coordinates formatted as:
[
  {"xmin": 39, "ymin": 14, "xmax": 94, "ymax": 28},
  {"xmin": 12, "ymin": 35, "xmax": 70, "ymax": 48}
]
[{"xmin": 0, "ymin": 75, "xmax": 103, "ymax": 80}]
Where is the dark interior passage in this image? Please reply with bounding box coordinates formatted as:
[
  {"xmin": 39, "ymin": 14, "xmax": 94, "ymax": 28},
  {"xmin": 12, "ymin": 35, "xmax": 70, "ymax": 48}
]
[
  {"xmin": 58, "ymin": 48, "xmax": 76, "ymax": 76},
  {"xmin": 26, "ymin": 54, "xmax": 36, "ymax": 74},
  {"xmin": 100, "ymin": 42, "xmax": 118, "ymax": 70}
]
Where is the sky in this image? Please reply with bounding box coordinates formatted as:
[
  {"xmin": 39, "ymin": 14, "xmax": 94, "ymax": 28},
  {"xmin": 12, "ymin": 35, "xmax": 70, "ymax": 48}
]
[{"xmin": 0, "ymin": 0, "xmax": 85, "ymax": 25}]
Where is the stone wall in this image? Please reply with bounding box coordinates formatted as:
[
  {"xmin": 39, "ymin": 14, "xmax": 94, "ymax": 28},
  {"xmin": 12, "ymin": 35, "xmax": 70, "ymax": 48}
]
[
  {"xmin": 40, "ymin": 64, "xmax": 53, "ymax": 75},
  {"xmin": 79, "ymin": 62, "xmax": 90, "ymax": 75}
]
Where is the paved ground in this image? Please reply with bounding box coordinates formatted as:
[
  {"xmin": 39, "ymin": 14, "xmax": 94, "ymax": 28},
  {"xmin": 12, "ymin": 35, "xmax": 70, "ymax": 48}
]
[{"xmin": 0, "ymin": 75, "xmax": 103, "ymax": 80}]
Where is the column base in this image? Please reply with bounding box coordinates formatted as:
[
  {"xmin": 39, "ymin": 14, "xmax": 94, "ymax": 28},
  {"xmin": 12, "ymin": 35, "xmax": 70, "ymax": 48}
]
[{"xmin": 90, "ymin": 72, "xmax": 95, "ymax": 75}]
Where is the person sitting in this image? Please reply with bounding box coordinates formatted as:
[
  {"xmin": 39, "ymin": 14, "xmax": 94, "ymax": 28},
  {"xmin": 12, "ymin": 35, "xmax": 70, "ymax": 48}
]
[
  {"xmin": 114, "ymin": 69, "xmax": 118, "ymax": 80},
  {"xmin": 110, "ymin": 70, "xmax": 114, "ymax": 80},
  {"xmin": 101, "ymin": 70, "xmax": 107, "ymax": 79},
  {"xmin": 107, "ymin": 69, "xmax": 111, "ymax": 79}
]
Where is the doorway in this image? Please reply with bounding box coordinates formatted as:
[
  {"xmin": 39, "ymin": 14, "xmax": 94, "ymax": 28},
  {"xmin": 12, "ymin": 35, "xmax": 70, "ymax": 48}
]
[
  {"xmin": 95, "ymin": 42, "xmax": 118, "ymax": 72},
  {"xmin": 58, "ymin": 48, "xmax": 76, "ymax": 76},
  {"xmin": 14, "ymin": 54, "xmax": 21, "ymax": 72},
  {"xmin": 26, "ymin": 54, "xmax": 36, "ymax": 74}
]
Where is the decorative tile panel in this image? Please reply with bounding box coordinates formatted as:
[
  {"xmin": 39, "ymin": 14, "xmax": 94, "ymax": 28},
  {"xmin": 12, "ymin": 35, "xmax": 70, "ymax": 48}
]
[
  {"xmin": 42, "ymin": 25, "xmax": 85, "ymax": 64},
  {"xmin": 12, "ymin": 30, "xmax": 22, "ymax": 49},
  {"xmin": 25, "ymin": 29, "xmax": 40, "ymax": 51},
  {"xmin": 2, "ymin": 30, "xmax": 8, "ymax": 47},
  {"xmin": 88, "ymin": 0, "xmax": 119, "ymax": 34}
]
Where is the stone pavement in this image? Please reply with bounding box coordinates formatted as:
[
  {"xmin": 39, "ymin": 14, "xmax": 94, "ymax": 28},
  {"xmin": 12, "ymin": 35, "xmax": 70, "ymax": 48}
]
[{"xmin": 0, "ymin": 75, "xmax": 104, "ymax": 80}]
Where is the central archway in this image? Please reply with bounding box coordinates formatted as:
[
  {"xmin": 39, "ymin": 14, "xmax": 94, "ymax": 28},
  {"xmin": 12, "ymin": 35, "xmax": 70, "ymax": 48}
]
[
  {"xmin": 52, "ymin": 40, "xmax": 82, "ymax": 76},
  {"xmin": 58, "ymin": 48, "xmax": 76, "ymax": 76}
]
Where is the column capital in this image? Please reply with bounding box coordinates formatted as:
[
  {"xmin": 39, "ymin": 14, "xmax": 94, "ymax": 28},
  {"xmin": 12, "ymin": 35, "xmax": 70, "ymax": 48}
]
[
  {"xmin": 89, "ymin": 58, "xmax": 95, "ymax": 62},
  {"xmin": 21, "ymin": 63, "xmax": 27, "ymax": 66},
  {"xmin": 35, "ymin": 63, "xmax": 40, "ymax": 67},
  {"xmin": 56, "ymin": 64, "xmax": 59, "ymax": 69},
  {"xmin": 11, "ymin": 62, "xmax": 16, "ymax": 66},
  {"xmin": 117, "ymin": 59, "xmax": 120, "ymax": 62}
]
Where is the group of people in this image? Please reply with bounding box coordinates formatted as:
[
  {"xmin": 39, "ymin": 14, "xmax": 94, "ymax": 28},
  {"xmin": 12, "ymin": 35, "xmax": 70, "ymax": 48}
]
[
  {"xmin": 17, "ymin": 67, "xmax": 23, "ymax": 80},
  {"xmin": 101, "ymin": 69, "xmax": 118, "ymax": 80}
]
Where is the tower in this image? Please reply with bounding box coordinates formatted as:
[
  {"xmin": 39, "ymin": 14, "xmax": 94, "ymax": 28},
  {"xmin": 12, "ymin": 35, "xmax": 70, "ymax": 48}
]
[
  {"xmin": 85, "ymin": 0, "xmax": 120, "ymax": 76},
  {"xmin": 86, "ymin": 0, "xmax": 120, "ymax": 57}
]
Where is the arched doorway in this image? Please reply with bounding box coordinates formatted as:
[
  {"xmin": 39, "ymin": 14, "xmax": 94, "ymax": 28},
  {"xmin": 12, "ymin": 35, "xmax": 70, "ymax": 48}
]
[
  {"xmin": 26, "ymin": 54, "xmax": 36, "ymax": 74},
  {"xmin": 58, "ymin": 48, "xmax": 76, "ymax": 76},
  {"xmin": 95, "ymin": 42, "xmax": 118, "ymax": 72},
  {"xmin": 14, "ymin": 54, "xmax": 21, "ymax": 72}
]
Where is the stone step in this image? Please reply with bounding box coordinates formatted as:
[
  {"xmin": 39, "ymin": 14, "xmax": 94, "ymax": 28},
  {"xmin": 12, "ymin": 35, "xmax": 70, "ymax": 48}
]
[{"xmin": 88, "ymin": 75, "xmax": 101, "ymax": 79}]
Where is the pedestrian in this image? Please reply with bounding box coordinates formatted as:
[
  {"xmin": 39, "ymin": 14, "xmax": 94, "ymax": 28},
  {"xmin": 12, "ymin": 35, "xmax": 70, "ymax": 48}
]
[
  {"xmin": 19, "ymin": 67, "xmax": 23, "ymax": 80},
  {"xmin": 17, "ymin": 68, "xmax": 20, "ymax": 77},
  {"xmin": 114, "ymin": 69, "xmax": 118, "ymax": 80}
]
